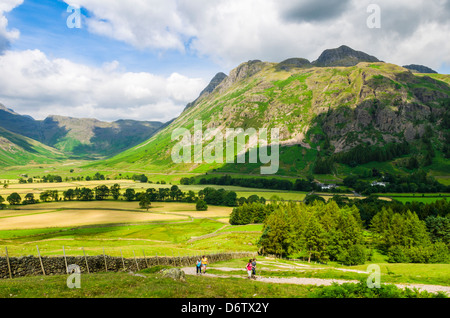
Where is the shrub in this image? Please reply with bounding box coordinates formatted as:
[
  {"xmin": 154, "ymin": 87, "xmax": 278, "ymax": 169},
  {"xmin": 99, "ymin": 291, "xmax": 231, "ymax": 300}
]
[
  {"xmin": 196, "ymin": 199, "xmax": 208, "ymax": 211},
  {"xmin": 310, "ymin": 280, "xmax": 446, "ymax": 298},
  {"xmin": 387, "ymin": 246, "xmax": 411, "ymax": 263},
  {"xmin": 337, "ymin": 244, "xmax": 367, "ymax": 266}
]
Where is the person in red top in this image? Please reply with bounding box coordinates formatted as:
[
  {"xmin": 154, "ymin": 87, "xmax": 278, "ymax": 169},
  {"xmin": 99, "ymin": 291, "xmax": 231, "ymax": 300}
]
[{"xmin": 246, "ymin": 260, "xmax": 253, "ymax": 279}]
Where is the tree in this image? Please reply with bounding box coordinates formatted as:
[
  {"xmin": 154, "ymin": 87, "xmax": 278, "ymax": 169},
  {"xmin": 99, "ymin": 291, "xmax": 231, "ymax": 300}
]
[
  {"xmin": 304, "ymin": 194, "xmax": 326, "ymax": 205},
  {"xmin": 7, "ymin": 193, "xmax": 21, "ymax": 205},
  {"xmin": 426, "ymin": 216, "xmax": 450, "ymax": 245},
  {"xmin": 24, "ymin": 193, "xmax": 36, "ymax": 205},
  {"xmin": 139, "ymin": 174, "xmax": 148, "ymax": 183},
  {"xmin": 78, "ymin": 188, "xmax": 94, "ymax": 201},
  {"xmin": 304, "ymin": 215, "xmax": 327, "ymax": 263},
  {"xmin": 258, "ymin": 208, "xmax": 289, "ymax": 257},
  {"xmin": 145, "ymin": 188, "xmax": 158, "ymax": 201},
  {"xmin": 158, "ymin": 188, "xmax": 169, "ymax": 201},
  {"xmin": 110, "ymin": 184, "xmax": 121, "ymax": 200},
  {"xmin": 139, "ymin": 195, "xmax": 151, "ymax": 211},
  {"xmin": 124, "ymin": 188, "xmax": 136, "ymax": 201},
  {"xmin": 169, "ymin": 185, "xmax": 182, "ymax": 201},
  {"xmin": 40, "ymin": 191, "xmax": 52, "ymax": 202},
  {"xmin": 93, "ymin": 172, "xmax": 105, "ymax": 180},
  {"xmin": 186, "ymin": 190, "xmax": 196, "ymax": 203},
  {"xmin": 50, "ymin": 190, "xmax": 59, "ymax": 202},
  {"xmin": 0, "ymin": 195, "xmax": 5, "ymax": 209},
  {"xmin": 196, "ymin": 199, "xmax": 208, "ymax": 211},
  {"xmin": 223, "ymin": 191, "xmax": 237, "ymax": 207},
  {"xmin": 63, "ymin": 189, "xmax": 75, "ymax": 201},
  {"xmin": 94, "ymin": 185, "xmax": 110, "ymax": 200}
]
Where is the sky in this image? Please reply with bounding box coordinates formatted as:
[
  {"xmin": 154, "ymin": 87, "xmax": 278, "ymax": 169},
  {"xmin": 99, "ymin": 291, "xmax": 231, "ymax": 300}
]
[{"xmin": 0, "ymin": 0, "xmax": 449, "ymax": 123}]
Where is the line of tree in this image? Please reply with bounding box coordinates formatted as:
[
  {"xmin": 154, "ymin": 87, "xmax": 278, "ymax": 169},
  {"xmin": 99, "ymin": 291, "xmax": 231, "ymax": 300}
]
[
  {"xmin": 196, "ymin": 175, "xmax": 323, "ymax": 192},
  {"xmin": 257, "ymin": 201, "xmax": 367, "ymax": 265},
  {"xmin": 370, "ymin": 208, "xmax": 449, "ymax": 263},
  {"xmin": 333, "ymin": 142, "xmax": 411, "ymax": 167},
  {"xmin": 0, "ymin": 185, "xmax": 264, "ymax": 210},
  {"xmin": 343, "ymin": 170, "xmax": 450, "ymax": 194},
  {"xmin": 329, "ymin": 195, "xmax": 450, "ymax": 226},
  {"xmin": 229, "ymin": 201, "xmax": 276, "ymax": 225}
]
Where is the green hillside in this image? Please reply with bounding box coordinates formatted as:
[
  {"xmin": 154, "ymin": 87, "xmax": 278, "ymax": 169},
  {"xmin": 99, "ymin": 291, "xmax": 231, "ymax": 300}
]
[
  {"xmin": 86, "ymin": 54, "xmax": 450, "ymax": 178},
  {"xmin": 0, "ymin": 127, "xmax": 66, "ymax": 167},
  {"xmin": 0, "ymin": 105, "xmax": 164, "ymax": 159}
]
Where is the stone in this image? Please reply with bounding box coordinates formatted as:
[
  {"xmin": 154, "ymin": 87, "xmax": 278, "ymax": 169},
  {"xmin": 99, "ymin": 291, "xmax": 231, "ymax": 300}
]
[{"xmin": 161, "ymin": 268, "xmax": 186, "ymax": 282}]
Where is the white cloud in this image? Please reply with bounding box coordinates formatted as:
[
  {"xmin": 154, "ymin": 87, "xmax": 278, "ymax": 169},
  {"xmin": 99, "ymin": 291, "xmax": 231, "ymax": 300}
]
[
  {"xmin": 67, "ymin": 0, "xmax": 195, "ymax": 52},
  {"xmin": 62, "ymin": 0, "xmax": 450, "ymax": 71},
  {"xmin": 0, "ymin": 0, "xmax": 22, "ymax": 52},
  {"xmin": 0, "ymin": 49, "xmax": 206, "ymax": 122}
]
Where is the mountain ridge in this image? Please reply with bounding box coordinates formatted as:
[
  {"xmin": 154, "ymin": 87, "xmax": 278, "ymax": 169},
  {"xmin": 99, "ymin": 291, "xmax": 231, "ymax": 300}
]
[
  {"xmin": 0, "ymin": 106, "xmax": 164, "ymax": 159},
  {"xmin": 86, "ymin": 46, "xmax": 450, "ymax": 176}
]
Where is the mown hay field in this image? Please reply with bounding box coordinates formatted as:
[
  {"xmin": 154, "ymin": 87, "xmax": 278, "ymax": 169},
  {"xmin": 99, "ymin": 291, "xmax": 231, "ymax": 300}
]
[{"xmin": 0, "ymin": 201, "xmax": 233, "ymax": 230}]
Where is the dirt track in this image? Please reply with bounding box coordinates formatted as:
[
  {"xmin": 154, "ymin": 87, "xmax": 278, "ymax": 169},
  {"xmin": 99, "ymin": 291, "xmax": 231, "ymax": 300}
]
[{"xmin": 181, "ymin": 267, "xmax": 450, "ymax": 295}]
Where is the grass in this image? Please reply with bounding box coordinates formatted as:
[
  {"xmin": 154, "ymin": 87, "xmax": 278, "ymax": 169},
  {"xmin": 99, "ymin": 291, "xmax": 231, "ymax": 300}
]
[
  {"xmin": 0, "ymin": 271, "xmax": 315, "ymax": 298},
  {"xmin": 393, "ymin": 197, "xmax": 448, "ymax": 204},
  {"xmin": 0, "ymin": 200, "xmax": 248, "ymax": 258},
  {"xmin": 0, "ymin": 186, "xmax": 449, "ymax": 296},
  {"xmin": 206, "ymin": 257, "xmax": 450, "ymax": 287}
]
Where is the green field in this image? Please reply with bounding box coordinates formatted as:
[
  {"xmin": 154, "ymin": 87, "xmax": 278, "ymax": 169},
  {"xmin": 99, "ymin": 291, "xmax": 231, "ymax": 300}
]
[
  {"xmin": 0, "ymin": 270, "xmax": 316, "ymax": 298},
  {"xmin": 0, "ymin": 200, "xmax": 259, "ymax": 258},
  {"xmin": 1, "ymin": 181, "xmax": 449, "ymax": 298}
]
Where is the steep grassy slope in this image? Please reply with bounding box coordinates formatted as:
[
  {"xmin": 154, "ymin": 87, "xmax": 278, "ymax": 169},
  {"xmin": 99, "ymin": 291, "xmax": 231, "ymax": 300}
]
[
  {"xmin": 85, "ymin": 58, "xmax": 450, "ymax": 176},
  {"xmin": 0, "ymin": 127, "xmax": 66, "ymax": 167}
]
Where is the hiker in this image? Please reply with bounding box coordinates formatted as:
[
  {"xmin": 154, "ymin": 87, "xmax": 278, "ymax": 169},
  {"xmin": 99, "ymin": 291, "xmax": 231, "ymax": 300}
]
[
  {"xmin": 196, "ymin": 258, "xmax": 202, "ymax": 275},
  {"xmin": 251, "ymin": 258, "xmax": 257, "ymax": 279},
  {"xmin": 246, "ymin": 259, "xmax": 253, "ymax": 279},
  {"xmin": 201, "ymin": 255, "xmax": 208, "ymax": 274}
]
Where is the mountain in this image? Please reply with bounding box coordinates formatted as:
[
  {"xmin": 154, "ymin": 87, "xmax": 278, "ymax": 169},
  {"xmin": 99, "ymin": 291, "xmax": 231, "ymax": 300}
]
[
  {"xmin": 88, "ymin": 46, "xmax": 450, "ymax": 177},
  {"xmin": 403, "ymin": 64, "xmax": 438, "ymax": 74},
  {"xmin": 312, "ymin": 45, "xmax": 380, "ymax": 67},
  {"xmin": 276, "ymin": 58, "xmax": 312, "ymax": 71},
  {"xmin": 0, "ymin": 106, "xmax": 164, "ymax": 158},
  {"xmin": 39, "ymin": 115, "xmax": 164, "ymax": 158},
  {"xmin": 0, "ymin": 126, "xmax": 66, "ymax": 167},
  {"xmin": 0, "ymin": 103, "xmax": 42, "ymax": 142},
  {"xmin": 183, "ymin": 72, "xmax": 228, "ymax": 112}
]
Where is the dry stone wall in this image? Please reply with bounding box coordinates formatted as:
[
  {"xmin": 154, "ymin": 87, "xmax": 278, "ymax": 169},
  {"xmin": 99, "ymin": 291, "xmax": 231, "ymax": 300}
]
[{"xmin": 0, "ymin": 252, "xmax": 255, "ymax": 279}]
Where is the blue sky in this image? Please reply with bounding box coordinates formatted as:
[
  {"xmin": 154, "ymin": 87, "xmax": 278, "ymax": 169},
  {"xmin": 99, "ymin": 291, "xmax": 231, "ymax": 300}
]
[
  {"xmin": 0, "ymin": 0, "xmax": 449, "ymax": 122},
  {"xmin": 5, "ymin": 0, "xmax": 218, "ymax": 78}
]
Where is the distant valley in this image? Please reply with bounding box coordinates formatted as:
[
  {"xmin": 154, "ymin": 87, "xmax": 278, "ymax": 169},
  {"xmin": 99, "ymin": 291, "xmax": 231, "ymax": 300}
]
[{"xmin": 0, "ymin": 104, "xmax": 164, "ymax": 160}]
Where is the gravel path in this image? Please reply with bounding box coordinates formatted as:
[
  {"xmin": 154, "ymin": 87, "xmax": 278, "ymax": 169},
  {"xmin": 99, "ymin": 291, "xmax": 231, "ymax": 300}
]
[{"xmin": 181, "ymin": 267, "xmax": 450, "ymax": 295}]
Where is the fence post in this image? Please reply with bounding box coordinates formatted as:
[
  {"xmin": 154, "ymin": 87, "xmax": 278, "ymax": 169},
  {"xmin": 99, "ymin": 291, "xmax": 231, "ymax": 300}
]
[
  {"xmin": 103, "ymin": 248, "xmax": 108, "ymax": 272},
  {"xmin": 156, "ymin": 253, "xmax": 159, "ymax": 265},
  {"xmin": 36, "ymin": 245, "xmax": 46, "ymax": 276},
  {"xmin": 63, "ymin": 246, "xmax": 68, "ymax": 274},
  {"xmin": 82, "ymin": 247, "xmax": 90, "ymax": 274},
  {"xmin": 133, "ymin": 251, "xmax": 139, "ymax": 271},
  {"xmin": 5, "ymin": 247, "xmax": 12, "ymax": 279},
  {"xmin": 120, "ymin": 249, "xmax": 126, "ymax": 271},
  {"xmin": 143, "ymin": 250, "xmax": 148, "ymax": 268}
]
